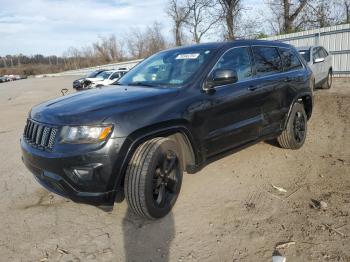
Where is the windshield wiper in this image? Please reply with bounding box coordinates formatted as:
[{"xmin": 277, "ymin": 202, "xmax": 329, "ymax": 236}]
[{"xmin": 127, "ymin": 82, "xmax": 158, "ymax": 87}]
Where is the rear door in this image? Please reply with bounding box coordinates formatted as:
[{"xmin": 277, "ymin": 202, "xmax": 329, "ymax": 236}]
[
  {"xmin": 278, "ymin": 47, "xmax": 306, "ymax": 119},
  {"xmin": 251, "ymin": 46, "xmax": 286, "ymax": 136}
]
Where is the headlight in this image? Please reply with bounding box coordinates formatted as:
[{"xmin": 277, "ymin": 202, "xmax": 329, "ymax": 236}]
[{"xmin": 61, "ymin": 125, "xmax": 113, "ymax": 144}]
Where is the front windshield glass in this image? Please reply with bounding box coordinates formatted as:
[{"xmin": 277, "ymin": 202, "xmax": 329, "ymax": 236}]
[
  {"xmin": 299, "ymin": 50, "xmax": 310, "ymax": 62},
  {"xmin": 96, "ymin": 71, "xmax": 113, "ymax": 79},
  {"xmin": 118, "ymin": 48, "xmax": 216, "ymax": 87},
  {"xmin": 87, "ymin": 71, "xmax": 102, "ymax": 78}
]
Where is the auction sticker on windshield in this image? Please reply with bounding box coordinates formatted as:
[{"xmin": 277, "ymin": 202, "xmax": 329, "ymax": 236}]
[{"xmin": 176, "ymin": 53, "xmax": 200, "ymax": 59}]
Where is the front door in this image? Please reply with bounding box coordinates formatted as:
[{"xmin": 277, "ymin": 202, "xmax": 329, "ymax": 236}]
[
  {"xmin": 199, "ymin": 47, "xmax": 264, "ymax": 157},
  {"xmin": 312, "ymin": 47, "xmax": 323, "ymax": 84}
]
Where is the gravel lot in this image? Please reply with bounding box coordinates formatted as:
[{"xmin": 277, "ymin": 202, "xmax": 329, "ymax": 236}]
[{"xmin": 0, "ymin": 76, "xmax": 349, "ymax": 262}]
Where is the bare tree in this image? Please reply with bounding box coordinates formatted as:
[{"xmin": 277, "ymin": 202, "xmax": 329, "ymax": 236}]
[
  {"xmin": 267, "ymin": 0, "xmax": 309, "ymax": 34},
  {"xmin": 93, "ymin": 35, "xmax": 125, "ymax": 63},
  {"xmin": 166, "ymin": 0, "xmax": 191, "ymax": 46},
  {"xmin": 127, "ymin": 29, "xmax": 147, "ymax": 59},
  {"xmin": 65, "ymin": 47, "xmax": 81, "ymax": 69},
  {"xmin": 345, "ymin": 0, "xmax": 350, "ymax": 23},
  {"xmin": 236, "ymin": 16, "xmax": 265, "ymax": 39},
  {"xmin": 304, "ymin": 0, "xmax": 336, "ymax": 28},
  {"xmin": 186, "ymin": 0, "xmax": 221, "ymax": 43},
  {"xmin": 218, "ymin": 0, "xmax": 242, "ymax": 40},
  {"xmin": 146, "ymin": 22, "xmax": 167, "ymax": 55},
  {"xmin": 81, "ymin": 46, "xmax": 96, "ymax": 67},
  {"xmin": 335, "ymin": 0, "xmax": 350, "ymax": 23},
  {"xmin": 126, "ymin": 23, "xmax": 168, "ymax": 59}
]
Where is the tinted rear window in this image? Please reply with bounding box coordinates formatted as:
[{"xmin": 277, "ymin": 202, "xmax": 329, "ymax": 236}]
[
  {"xmin": 252, "ymin": 46, "xmax": 282, "ymax": 76},
  {"xmin": 279, "ymin": 48, "xmax": 303, "ymax": 71}
]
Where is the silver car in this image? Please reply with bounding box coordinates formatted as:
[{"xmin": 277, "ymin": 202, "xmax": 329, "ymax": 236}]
[{"xmin": 298, "ymin": 46, "xmax": 333, "ymax": 89}]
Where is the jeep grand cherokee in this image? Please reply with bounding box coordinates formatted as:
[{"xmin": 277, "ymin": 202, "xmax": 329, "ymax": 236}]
[{"xmin": 21, "ymin": 40, "xmax": 313, "ymax": 219}]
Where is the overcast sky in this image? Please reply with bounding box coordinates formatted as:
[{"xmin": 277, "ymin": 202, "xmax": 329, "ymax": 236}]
[{"xmin": 0, "ymin": 0, "xmax": 264, "ymax": 56}]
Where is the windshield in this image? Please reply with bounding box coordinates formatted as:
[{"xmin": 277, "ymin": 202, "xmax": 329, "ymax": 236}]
[
  {"xmin": 118, "ymin": 48, "xmax": 216, "ymax": 87},
  {"xmin": 87, "ymin": 70, "xmax": 103, "ymax": 78},
  {"xmin": 96, "ymin": 71, "xmax": 113, "ymax": 79},
  {"xmin": 299, "ymin": 50, "xmax": 310, "ymax": 62}
]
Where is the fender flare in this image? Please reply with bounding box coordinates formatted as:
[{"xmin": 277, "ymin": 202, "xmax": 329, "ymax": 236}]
[
  {"xmin": 111, "ymin": 123, "xmax": 200, "ymax": 195},
  {"xmin": 283, "ymin": 92, "xmax": 313, "ymax": 130}
]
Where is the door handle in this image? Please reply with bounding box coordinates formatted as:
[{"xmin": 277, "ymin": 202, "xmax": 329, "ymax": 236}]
[{"xmin": 248, "ymin": 85, "xmax": 259, "ymax": 91}]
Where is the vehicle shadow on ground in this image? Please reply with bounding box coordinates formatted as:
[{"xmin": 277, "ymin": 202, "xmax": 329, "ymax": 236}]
[
  {"xmin": 122, "ymin": 208, "xmax": 175, "ymax": 262},
  {"xmin": 265, "ymin": 138, "xmax": 280, "ymax": 148}
]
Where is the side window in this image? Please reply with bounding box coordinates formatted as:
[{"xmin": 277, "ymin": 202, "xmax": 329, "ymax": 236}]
[
  {"xmin": 212, "ymin": 47, "xmax": 253, "ymax": 82},
  {"xmin": 320, "ymin": 47, "xmax": 328, "ymax": 57},
  {"xmin": 252, "ymin": 46, "xmax": 282, "ymax": 76},
  {"xmin": 279, "ymin": 48, "xmax": 303, "ymax": 71},
  {"xmin": 317, "ymin": 47, "xmax": 325, "ymax": 58},
  {"xmin": 313, "ymin": 47, "xmax": 321, "ymax": 61},
  {"xmin": 110, "ymin": 72, "xmax": 119, "ymax": 80}
]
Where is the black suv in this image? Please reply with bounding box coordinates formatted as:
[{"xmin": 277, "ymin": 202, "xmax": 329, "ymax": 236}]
[{"xmin": 21, "ymin": 40, "xmax": 313, "ymax": 219}]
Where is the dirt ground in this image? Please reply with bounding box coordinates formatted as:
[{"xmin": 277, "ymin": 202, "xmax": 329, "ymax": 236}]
[{"xmin": 0, "ymin": 76, "xmax": 349, "ymax": 262}]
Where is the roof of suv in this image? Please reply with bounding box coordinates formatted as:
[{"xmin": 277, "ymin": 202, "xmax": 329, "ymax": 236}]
[
  {"xmin": 296, "ymin": 46, "xmax": 327, "ymax": 51},
  {"xmin": 167, "ymin": 40, "xmax": 293, "ymax": 52}
]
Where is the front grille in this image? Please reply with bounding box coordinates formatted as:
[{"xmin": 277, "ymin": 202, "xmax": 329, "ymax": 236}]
[{"xmin": 23, "ymin": 119, "xmax": 58, "ymax": 150}]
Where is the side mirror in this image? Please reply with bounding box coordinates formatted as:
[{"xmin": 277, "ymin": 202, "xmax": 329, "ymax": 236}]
[
  {"xmin": 204, "ymin": 69, "xmax": 238, "ymax": 91},
  {"xmin": 314, "ymin": 57, "xmax": 325, "ymax": 63}
]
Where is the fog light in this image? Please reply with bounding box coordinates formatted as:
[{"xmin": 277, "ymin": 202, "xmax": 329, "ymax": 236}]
[
  {"xmin": 64, "ymin": 164, "xmax": 103, "ymax": 185},
  {"xmin": 73, "ymin": 168, "xmax": 94, "ymax": 181}
]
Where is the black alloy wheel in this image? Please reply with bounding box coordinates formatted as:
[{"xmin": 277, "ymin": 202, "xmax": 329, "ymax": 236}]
[
  {"xmin": 125, "ymin": 137, "xmax": 183, "ymax": 219},
  {"xmin": 293, "ymin": 111, "xmax": 306, "ymax": 143},
  {"xmin": 152, "ymin": 150, "xmax": 181, "ymax": 208}
]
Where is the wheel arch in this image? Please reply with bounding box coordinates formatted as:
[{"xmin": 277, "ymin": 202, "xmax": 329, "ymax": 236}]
[
  {"xmin": 127, "ymin": 122, "xmax": 198, "ymax": 171},
  {"xmin": 113, "ymin": 120, "xmax": 199, "ymax": 194},
  {"xmin": 283, "ymin": 92, "xmax": 313, "ymax": 130}
]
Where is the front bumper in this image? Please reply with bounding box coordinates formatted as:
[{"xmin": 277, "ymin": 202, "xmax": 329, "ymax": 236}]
[
  {"xmin": 21, "ymin": 136, "xmax": 127, "ymax": 205},
  {"xmin": 73, "ymin": 81, "xmax": 82, "ymax": 89}
]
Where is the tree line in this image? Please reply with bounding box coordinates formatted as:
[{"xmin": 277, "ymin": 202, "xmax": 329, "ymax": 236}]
[{"xmin": 1, "ymin": 0, "xmax": 349, "ymax": 76}]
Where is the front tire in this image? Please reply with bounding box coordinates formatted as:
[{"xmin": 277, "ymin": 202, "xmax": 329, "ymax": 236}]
[
  {"xmin": 277, "ymin": 103, "xmax": 307, "ymax": 149},
  {"xmin": 321, "ymin": 70, "xmax": 333, "ymax": 89},
  {"xmin": 125, "ymin": 137, "xmax": 183, "ymax": 219}
]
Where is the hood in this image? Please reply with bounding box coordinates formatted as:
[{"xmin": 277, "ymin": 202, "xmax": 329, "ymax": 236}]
[
  {"xmin": 85, "ymin": 77, "xmax": 104, "ymax": 83},
  {"xmin": 30, "ymin": 85, "xmax": 179, "ymax": 125},
  {"xmin": 74, "ymin": 77, "xmax": 85, "ymax": 82}
]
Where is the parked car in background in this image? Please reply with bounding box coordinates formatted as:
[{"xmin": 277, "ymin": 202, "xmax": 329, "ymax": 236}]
[
  {"xmin": 4, "ymin": 75, "xmax": 15, "ymax": 81},
  {"xmin": 73, "ymin": 69, "xmax": 107, "ymax": 90},
  {"xmin": 0, "ymin": 76, "xmax": 6, "ymax": 83},
  {"xmin": 298, "ymin": 46, "xmax": 333, "ymax": 89},
  {"xmin": 73, "ymin": 69, "xmax": 128, "ymax": 90},
  {"xmin": 21, "ymin": 40, "xmax": 313, "ymax": 220},
  {"xmin": 4, "ymin": 74, "xmax": 24, "ymax": 81},
  {"xmin": 88, "ymin": 69, "xmax": 128, "ymax": 87}
]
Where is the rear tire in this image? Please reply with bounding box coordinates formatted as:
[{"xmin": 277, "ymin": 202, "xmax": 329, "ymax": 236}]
[
  {"xmin": 321, "ymin": 70, "xmax": 332, "ymax": 89},
  {"xmin": 277, "ymin": 103, "xmax": 307, "ymax": 149},
  {"xmin": 125, "ymin": 137, "xmax": 183, "ymax": 219}
]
